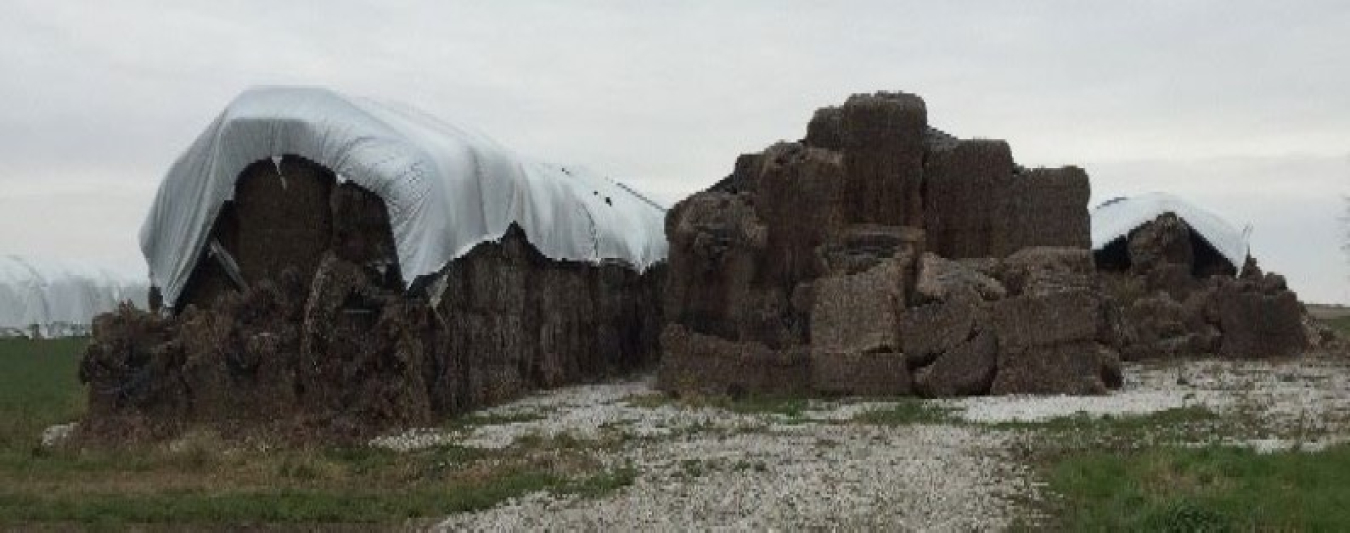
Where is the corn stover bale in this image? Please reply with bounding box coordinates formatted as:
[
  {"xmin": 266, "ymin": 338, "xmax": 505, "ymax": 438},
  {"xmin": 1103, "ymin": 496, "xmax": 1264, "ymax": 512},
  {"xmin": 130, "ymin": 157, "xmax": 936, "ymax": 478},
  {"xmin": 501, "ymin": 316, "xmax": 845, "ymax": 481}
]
[
  {"xmin": 996, "ymin": 167, "xmax": 1091, "ymax": 256},
  {"xmin": 922, "ymin": 140, "xmax": 1015, "ymax": 259},
  {"xmin": 658, "ymin": 324, "xmax": 812, "ymax": 398}
]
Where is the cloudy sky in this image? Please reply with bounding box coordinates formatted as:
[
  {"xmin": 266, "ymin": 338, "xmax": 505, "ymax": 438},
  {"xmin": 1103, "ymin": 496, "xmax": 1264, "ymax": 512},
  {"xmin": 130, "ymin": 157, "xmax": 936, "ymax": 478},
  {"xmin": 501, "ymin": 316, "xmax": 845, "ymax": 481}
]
[{"xmin": 2, "ymin": 1, "xmax": 1348, "ymax": 302}]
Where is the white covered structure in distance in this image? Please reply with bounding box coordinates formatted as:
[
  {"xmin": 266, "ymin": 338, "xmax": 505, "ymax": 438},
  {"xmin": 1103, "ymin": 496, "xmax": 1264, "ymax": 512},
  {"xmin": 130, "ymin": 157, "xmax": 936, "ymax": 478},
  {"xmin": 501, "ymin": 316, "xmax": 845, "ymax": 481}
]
[
  {"xmin": 0, "ymin": 256, "xmax": 148, "ymax": 338},
  {"xmin": 141, "ymin": 86, "xmax": 669, "ymax": 308},
  {"xmin": 1090, "ymin": 192, "xmax": 1250, "ymax": 269}
]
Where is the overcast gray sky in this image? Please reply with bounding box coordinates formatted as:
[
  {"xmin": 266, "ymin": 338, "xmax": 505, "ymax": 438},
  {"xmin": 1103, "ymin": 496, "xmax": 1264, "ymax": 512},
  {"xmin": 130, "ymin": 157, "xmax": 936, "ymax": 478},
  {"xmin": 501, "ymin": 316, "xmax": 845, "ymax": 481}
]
[{"xmin": 2, "ymin": 1, "xmax": 1347, "ymax": 302}]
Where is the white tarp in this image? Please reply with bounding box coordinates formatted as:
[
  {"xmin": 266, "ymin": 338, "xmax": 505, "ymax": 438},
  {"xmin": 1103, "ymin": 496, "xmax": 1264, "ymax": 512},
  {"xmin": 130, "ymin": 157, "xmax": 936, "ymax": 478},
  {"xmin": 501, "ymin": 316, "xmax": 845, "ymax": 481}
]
[
  {"xmin": 141, "ymin": 87, "xmax": 668, "ymax": 308},
  {"xmin": 1090, "ymin": 192, "xmax": 1249, "ymax": 269},
  {"xmin": 0, "ymin": 256, "xmax": 148, "ymax": 338}
]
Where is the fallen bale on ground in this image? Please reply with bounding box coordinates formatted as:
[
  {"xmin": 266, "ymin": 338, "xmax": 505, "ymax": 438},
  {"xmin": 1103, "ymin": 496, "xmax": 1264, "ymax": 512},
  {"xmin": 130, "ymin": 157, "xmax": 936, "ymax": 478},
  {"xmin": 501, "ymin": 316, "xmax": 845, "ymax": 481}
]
[{"xmin": 1211, "ymin": 275, "xmax": 1308, "ymax": 359}]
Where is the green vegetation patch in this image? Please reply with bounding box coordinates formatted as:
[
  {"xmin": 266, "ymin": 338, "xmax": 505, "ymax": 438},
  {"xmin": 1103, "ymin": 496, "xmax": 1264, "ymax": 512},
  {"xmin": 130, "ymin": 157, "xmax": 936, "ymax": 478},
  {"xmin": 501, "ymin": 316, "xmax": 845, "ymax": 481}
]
[
  {"xmin": 1048, "ymin": 442, "xmax": 1350, "ymax": 531},
  {"xmin": 0, "ymin": 337, "xmax": 88, "ymax": 452},
  {"xmin": 852, "ymin": 399, "xmax": 959, "ymax": 425},
  {"xmin": 0, "ymin": 464, "xmax": 636, "ymax": 525},
  {"xmin": 995, "ymin": 406, "xmax": 1221, "ymax": 436},
  {"xmin": 1325, "ymin": 315, "xmax": 1350, "ymax": 338},
  {"xmin": 0, "ymin": 436, "xmax": 635, "ymax": 525},
  {"xmin": 0, "ymin": 471, "xmax": 558, "ymax": 524}
]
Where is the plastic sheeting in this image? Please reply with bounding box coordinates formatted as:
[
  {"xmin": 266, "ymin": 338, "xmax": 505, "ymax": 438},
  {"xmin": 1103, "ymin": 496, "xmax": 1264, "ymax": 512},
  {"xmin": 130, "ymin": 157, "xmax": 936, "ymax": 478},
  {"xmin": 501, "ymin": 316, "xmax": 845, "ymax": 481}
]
[
  {"xmin": 1090, "ymin": 192, "xmax": 1249, "ymax": 269},
  {"xmin": 0, "ymin": 256, "xmax": 149, "ymax": 338},
  {"xmin": 141, "ymin": 87, "xmax": 669, "ymax": 308}
]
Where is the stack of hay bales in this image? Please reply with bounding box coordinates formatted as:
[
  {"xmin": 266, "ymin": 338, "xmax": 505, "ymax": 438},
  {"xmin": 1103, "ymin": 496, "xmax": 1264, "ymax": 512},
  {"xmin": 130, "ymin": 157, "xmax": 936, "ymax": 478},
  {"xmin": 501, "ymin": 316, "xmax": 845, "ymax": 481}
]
[
  {"xmin": 661, "ymin": 91, "xmax": 1119, "ymax": 399},
  {"xmin": 1093, "ymin": 208, "xmax": 1311, "ymax": 361},
  {"xmin": 81, "ymin": 88, "xmax": 667, "ymax": 441}
]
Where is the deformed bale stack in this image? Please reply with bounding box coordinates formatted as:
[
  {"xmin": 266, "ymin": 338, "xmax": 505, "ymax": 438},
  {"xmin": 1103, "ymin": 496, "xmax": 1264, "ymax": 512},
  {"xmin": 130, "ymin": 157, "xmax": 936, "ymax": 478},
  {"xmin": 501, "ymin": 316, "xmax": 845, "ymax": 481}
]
[
  {"xmin": 661, "ymin": 91, "xmax": 1118, "ymax": 399},
  {"xmin": 84, "ymin": 156, "xmax": 665, "ymax": 441},
  {"xmin": 81, "ymin": 87, "xmax": 667, "ymax": 441},
  {"xmin": 663, "ymin": 91, "xmax": 1326, "ymax": 401},
  {"xmin": 84, "ymin": 162, "xmax": 664, "ymax": 442},
  {"xmin": 1094, "ymin": 210, "xmax": 1314, "ymax": 361}
]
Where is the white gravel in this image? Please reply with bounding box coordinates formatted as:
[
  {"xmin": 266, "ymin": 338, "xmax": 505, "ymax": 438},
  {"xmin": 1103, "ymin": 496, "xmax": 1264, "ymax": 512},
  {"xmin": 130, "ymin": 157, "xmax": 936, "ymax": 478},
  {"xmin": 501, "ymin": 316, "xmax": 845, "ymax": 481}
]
[
  {"xmin": 379, "ymin": 377, "xmax": 1039, "ymax": 530},
  {"xmin": 945, "ymin": 353, "xmax": 1350, "ymax": 435},
  {"xmin": 39, "ymin": 422, "xmax": 77, "ymax": 448},
  {"xmin": 365, "ymin": 352, "xmax": 1350, "ymax": 530},
  {"xmin": 436, "ymin": 423, "xmax": 1034, "ymax": 531}
]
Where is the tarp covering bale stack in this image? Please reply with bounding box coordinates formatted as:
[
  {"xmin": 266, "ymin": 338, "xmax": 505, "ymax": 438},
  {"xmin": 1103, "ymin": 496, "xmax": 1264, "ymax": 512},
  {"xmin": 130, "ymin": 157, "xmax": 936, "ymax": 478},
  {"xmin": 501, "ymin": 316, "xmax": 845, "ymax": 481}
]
[
  {"xmin": 1090, "ymin": 196, "xmax": 1313, "ymax": 360},
  {"xmin": 81, "ymin": 87, "xmax": 667, "ymax": 441},
  {"xmin": 661, "ymin": 91, "xmax": 1120, "ymax": 399}
]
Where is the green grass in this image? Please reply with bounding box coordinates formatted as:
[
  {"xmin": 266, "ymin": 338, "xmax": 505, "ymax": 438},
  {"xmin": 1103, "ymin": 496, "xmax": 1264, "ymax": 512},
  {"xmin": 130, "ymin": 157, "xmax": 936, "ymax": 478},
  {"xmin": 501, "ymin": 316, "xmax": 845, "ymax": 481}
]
[
  {"xmin": 1326, "ymin": 315, "xmax": 1350, "ymax": 337},
  {"xmin": 994, "ymin": 405, "xmax": 1227, "ymax": 447},
  {"xmin": 0, "ymin": 338, "xmax": 635, "ymax": 526},
  {"xmin": 852, "ymin": 398, "xmax": 958, "ymax": 425},
  {"xmin": 0, "ymin": 431, "xmax": 635, "ymax": 526},
  {"xmin": 0, "ymin": 471, "xmax": 558, "ymax": 524},
  {"xmin": 0, "ymin": 465, "xmax": 636, "ymax": 525},
  {"xmin": 1023, "ymin": 407, "xmax": 1350, "ymax": 529},
  {"xmin": 0, "ymin": 337, "xmax": 88, "ymax": 452},
  {"xmin": 447, "ymin": 411, "xmax": 548, "ymax": 429},
  {"xmin": 1048, "ymin": 443, "xmax": 1350, "ymax": 531}
]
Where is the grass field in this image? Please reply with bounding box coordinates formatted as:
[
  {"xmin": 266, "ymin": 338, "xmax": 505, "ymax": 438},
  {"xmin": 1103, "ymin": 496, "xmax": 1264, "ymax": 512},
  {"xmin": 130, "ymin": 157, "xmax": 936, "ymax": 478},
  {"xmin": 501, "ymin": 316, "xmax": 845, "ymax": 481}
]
[
  {"xmin": 0, "ymin": 338, "xmax": 633, "ymax": 527},
  {"xmin": 1327, "ymin": 314, "xmax": 1350, "ymax": 337},
  {"xmin": 1048, "ymin": 443, "xmax": 1350, "ymax": 530},
  {"xmin": 0, "ymin": 337, "xmax": 87, "ymax": 453}
]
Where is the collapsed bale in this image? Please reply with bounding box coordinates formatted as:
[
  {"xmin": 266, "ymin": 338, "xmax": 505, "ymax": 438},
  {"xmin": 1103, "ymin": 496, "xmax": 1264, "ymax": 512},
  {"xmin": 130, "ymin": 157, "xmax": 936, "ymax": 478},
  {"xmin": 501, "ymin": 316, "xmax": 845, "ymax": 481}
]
[
  {"xmin": 1095, "ymin": 211, "xmax": 1239, "ymax": 279},
  {"xmin": 658, "ymin": 324, "xmax": 811, "ymax": 398},
  {"xmin": 913, "ymin": 329, "xmax": 998, "ymax": 397},
  {"xmin": 80, "ymin": 303, "xmax": 184, "ymax": 435},
  {"xmin": 811, "ymin": 350, "xmax": 912, "ymax": 397},
  {"xmin": 1212, "ymin": 276, "xmax": 1308, "ymax": 359},
  {"xmin": 991, "ymin": 342, "xmax": 1122, "ymax": 396},
  {"xmin": 1126, "ymin": 212, "xmax": 1194, "ymax": 274}
]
